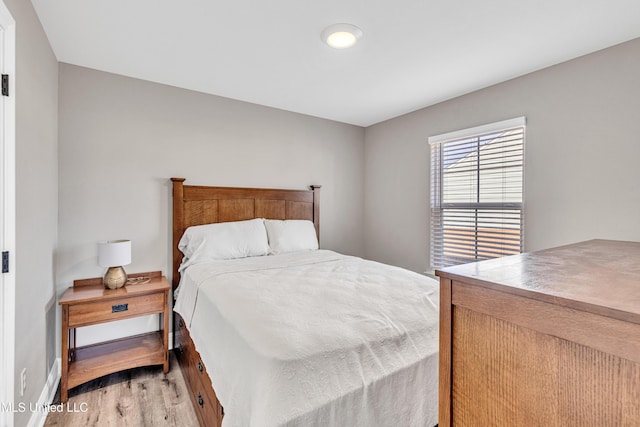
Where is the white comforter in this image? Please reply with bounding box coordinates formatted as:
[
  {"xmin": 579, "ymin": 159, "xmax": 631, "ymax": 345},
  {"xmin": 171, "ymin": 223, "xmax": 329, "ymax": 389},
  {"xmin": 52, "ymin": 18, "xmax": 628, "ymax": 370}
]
[{"xmin": 174, "ymin": 250, "xmax": 439, "ymax": 427}]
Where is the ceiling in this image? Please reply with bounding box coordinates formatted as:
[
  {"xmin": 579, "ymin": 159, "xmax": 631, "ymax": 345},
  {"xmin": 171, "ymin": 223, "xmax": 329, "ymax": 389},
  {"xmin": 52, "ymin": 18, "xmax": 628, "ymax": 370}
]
[{"xmin": 32, "ymin": 0, "xmax": 640, "ymax": 127}]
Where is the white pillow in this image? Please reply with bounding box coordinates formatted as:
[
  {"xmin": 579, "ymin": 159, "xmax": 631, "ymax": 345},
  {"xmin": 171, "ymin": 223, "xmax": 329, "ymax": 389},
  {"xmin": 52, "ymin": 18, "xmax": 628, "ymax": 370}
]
[
  {"xmin": 264, "ymin": 219, "xmax": 319, "ymax": 254},
  {"xmin": 178, "ymin": 218, "xmax": 269, "ymax": 269}
]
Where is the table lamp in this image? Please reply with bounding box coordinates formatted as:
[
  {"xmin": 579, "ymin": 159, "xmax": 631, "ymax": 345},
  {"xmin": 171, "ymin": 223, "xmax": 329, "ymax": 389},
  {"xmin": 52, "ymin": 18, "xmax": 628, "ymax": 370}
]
[{"xmin": 98, "ymin": 240, "xmax": 131, "ymax": 289}]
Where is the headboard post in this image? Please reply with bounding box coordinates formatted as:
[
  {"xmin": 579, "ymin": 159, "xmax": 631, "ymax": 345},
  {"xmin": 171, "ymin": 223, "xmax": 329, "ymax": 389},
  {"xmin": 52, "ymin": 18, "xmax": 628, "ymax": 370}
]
[
  {"xmin": 311, "ymin": 185, "xmax": 321, "ymax": 244},
  {"xmin": 171, "ymin": 177, "xmax": 186, "ymax": 288}
]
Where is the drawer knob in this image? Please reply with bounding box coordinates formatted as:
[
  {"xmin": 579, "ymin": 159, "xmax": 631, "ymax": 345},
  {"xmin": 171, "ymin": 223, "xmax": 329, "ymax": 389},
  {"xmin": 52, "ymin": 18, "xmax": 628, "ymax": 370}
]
[
  {"xmin": 198, "ymin": 360, "xmax": 203, "ymax": 372},
  {"xmin": 112, "ymin": 303, "xmax": 128, "ymax": 313},
  {"xmin": 198, "ymin": 393, "xmax": 204, "ymax": 407}
]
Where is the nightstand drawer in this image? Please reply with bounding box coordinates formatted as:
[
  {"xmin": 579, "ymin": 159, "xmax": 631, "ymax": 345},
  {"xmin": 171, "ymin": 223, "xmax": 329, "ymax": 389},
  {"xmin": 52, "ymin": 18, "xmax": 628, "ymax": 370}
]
[{"xmin": 68, "ymin": 293, "xmax": 165, "ymax": 327}]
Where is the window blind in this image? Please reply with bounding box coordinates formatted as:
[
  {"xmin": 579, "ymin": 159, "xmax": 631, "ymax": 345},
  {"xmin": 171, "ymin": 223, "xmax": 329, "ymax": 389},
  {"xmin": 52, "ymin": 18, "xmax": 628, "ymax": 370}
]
[{"xmin": 429, "ymin": 119, "xmax": 524, "ymax": 270}]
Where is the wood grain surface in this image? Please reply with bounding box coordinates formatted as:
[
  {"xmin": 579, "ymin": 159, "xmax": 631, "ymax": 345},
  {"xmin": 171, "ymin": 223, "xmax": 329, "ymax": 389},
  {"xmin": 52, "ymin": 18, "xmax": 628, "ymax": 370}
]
[
  {"xmin": 171, "ymin": 178, "xmax": 320, "ymax": 288},
  {"xmin": 59, "ymin": 275, "xmax": 170, "ymax": 403},
  {"xmin": 452, "ymin": 307, "xmax": 640, "ymax": 426},
  {"xmin": 437, "ymin": 239, "xmax": 640, "ymax": 426},
  {"xmin": 437, "ymin": 239, "xmax": 640, "ymax": 324},
  {"xmin": 174, "ymin": 313, "xmax": 223, "ymax": 426},
  {"xmin": 45, "ymin": 352, "xmax": 197, "ymax": 427}
]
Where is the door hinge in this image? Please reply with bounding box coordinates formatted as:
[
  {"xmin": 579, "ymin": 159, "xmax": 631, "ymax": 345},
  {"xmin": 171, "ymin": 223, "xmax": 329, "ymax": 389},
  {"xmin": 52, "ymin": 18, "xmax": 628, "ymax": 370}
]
[
  {"xmin": 2, "ymin": 251, "xmax": 8, "ymax": 273},
  {"xmin": 1, "ymin": 74, "xmax": 8, "ymax": 96}
]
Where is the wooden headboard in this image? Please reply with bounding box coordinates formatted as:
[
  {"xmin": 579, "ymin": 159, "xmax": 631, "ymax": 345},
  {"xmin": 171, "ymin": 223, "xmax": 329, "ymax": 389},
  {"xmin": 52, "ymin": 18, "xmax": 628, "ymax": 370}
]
[{"xmin": 171, "ymin": 178, "xmax": 321, "ymax": 288}]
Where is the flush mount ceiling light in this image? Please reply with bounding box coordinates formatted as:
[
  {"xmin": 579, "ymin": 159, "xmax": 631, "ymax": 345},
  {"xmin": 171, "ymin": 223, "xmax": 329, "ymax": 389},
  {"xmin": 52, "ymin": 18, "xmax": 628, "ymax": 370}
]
[{"xmin": 321, "ymin": 23, "xmax": 363, "ymax": 49}]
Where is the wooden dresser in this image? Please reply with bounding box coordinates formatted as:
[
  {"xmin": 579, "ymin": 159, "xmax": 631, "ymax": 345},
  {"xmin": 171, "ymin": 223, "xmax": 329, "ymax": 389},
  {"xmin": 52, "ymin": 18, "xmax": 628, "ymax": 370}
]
[{"xmin": 436, "ymin": 239, "xmax": 640, "ymax": 426}]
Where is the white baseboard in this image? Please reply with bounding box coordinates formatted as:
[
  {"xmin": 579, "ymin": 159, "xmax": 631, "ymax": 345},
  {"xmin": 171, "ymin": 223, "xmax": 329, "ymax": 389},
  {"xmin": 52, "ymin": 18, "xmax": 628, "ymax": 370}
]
[{"xmin": 27, "ymin": 358, "xmax": 61, "ymax": 427}]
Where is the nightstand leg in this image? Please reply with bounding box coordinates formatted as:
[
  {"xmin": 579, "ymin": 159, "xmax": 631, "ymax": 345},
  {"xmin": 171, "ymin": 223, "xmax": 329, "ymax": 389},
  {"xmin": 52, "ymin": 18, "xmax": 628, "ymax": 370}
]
[
  {"xmin": 162, "ymin": 291, "xmax": 169, "ymax": 374},
  {"xmin": 69, "ymin": 328, "xmax": 76, "ymax": 361},
  {"xmin": 61, "ymin": 305, "xmax": 69, "ymax": 403}
]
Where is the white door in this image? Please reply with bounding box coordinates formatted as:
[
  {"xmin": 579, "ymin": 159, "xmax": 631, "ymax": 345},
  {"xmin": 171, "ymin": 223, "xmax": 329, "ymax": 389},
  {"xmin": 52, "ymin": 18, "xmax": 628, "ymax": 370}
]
[{"xmin": 0, "ymin": 1, "xmax": 15, "ymax": 425}]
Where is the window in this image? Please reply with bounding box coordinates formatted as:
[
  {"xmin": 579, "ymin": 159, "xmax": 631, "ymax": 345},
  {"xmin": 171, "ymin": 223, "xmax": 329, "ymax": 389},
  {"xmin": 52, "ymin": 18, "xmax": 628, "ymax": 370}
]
[{"xmin": 429, "ymin": 117, "xmax": 524, "ymax": 270}]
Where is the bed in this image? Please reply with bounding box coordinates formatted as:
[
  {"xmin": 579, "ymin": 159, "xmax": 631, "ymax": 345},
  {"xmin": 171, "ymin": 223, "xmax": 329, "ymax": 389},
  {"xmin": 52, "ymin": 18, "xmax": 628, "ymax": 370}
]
[{"xmin": 170, "ymin": 178, "xmax": 439, "ymax": 426}]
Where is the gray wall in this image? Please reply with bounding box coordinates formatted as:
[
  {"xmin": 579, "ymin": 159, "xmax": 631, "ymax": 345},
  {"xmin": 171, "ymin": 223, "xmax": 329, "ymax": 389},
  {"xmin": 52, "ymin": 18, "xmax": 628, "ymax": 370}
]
[
  {"xmin": 57, "ymin": 63, "xmax": 365, "ymax": 345},
  {"xmin": 5, "ymin": 0, "xmax": 58, "ymax": 425},
  {"xmin": 364, "ymin": 37, "xmax": 640, "ymax": 273}
]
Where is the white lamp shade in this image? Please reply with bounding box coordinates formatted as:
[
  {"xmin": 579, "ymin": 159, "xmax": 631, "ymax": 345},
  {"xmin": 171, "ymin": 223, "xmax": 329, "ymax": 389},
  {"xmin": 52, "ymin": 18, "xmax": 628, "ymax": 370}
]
[{"xmin": 98, "ymin": 240, "xmax": 132, "ymax": 267}]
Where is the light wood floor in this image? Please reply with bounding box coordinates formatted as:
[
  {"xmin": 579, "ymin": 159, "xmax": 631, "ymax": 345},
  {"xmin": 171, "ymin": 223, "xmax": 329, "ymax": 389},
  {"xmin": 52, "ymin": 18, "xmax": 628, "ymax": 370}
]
[{"xmin": 45, "ymin": 352, "xmax": 199, "ymax": 426}]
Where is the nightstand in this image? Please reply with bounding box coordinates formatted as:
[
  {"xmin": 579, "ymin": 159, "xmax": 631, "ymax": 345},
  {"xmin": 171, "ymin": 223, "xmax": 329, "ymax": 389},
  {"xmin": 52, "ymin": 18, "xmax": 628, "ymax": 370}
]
[{"xmin": 58, "ymin": 271, "xmax": 170, "ymax": 403}]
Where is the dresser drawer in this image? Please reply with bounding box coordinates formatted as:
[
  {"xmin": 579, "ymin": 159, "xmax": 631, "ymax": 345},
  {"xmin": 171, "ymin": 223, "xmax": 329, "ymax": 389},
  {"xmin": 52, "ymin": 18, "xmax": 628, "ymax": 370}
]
[
  {"xmin": 193, "ymin": 353, "xmax": 212, "ymax": 388},
  {"xmin": 174, "ymin": 313, "xmax": 223, "ymax": 426},
  {"xmin": 191, "ymin": 371, "xmax": 223, "ymax": 427},
  {"xmin": 68, "ymin": 293, "xmax": 165, "ymax": 327},
  {"xmin": 174, "ymin": 314, "xmax": 195, "ymax": 386}
]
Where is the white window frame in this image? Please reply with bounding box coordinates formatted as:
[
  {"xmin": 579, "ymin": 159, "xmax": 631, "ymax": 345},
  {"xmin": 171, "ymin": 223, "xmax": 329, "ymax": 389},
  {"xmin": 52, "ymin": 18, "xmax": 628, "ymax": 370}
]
[{"xmin": 428, "ymin": 117, "xmax": 525, "ymax": 271}]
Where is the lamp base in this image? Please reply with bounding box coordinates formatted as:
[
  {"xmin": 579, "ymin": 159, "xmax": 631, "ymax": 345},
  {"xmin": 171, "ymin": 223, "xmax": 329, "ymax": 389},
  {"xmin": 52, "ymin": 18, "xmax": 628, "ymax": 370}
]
[{"xmin": 104, "ymin": 266, "xmax": 127, "ymax": 289}]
